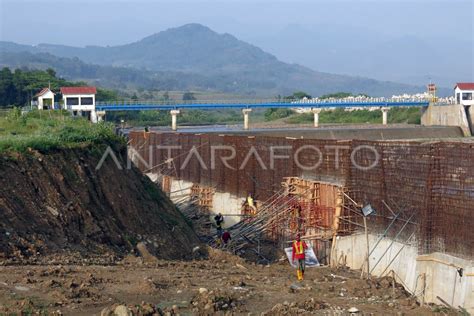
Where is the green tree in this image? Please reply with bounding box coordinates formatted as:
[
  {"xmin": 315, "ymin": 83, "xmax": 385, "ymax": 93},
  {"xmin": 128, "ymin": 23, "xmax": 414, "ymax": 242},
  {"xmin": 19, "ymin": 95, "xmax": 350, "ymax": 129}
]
[
  {"xmin": 182, "ymin": 92, "xmax": 196, "ymax": 101},
  {"xmin": 284, "ymin": 91, "xmax": 312, "ymax": 100},
  {"xmin": 264, "ymin": 108, "xmax": 294, "ymax": 121},
  {"xmin": 320, "ymin": 92, "xmax": 353, "ymax": 99},
  {"xmin": 46, "ymin": 68, "xmax": 56, "ymax": 78},
  {"xmin": 163, "ymin": 91, "xmax": 170, "ymax": 101},
  {"xmin": 0, "ymin": 68, "xmax": 16, "ymax": 106},
  {"xmin": 96, "ymin": 88, "xmax": 118, "ymax": 101}
]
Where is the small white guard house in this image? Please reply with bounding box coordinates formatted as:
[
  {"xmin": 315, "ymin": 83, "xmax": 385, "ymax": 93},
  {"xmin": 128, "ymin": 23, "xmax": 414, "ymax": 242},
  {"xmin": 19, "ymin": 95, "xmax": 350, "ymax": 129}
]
[
  {"xmin": 454, "ymin": 83, "xmax": 474, "ymax": 106},
  {"xmin": 60, "ymin": 86, "xmax": 97, "ymax": 120},
  {"xmin": 32, "ymin": 88, "xmax": 55, "ymax": 110}
]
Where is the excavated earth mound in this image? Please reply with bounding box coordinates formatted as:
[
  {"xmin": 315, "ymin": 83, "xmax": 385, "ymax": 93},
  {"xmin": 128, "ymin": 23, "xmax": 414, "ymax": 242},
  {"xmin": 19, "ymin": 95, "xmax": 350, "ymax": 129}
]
[{"xmin": 0, "ymin": 145, "xmax": 201, "ymax": 264}]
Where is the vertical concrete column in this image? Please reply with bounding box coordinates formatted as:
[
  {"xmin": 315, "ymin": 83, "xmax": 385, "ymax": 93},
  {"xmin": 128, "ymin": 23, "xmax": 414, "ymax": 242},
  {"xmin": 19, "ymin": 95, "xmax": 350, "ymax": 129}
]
[
  {"xmin": 90, "ymin": 110, "xmax": 98, "ymax": 123},
  {"xmin": 170, "ymin": 109, "xmax": 180, "ymax": 131},
  {"xmin": 242, "ymin": 109, "xmax": 252, "ymax": 130},
  {"xmin": 381, "ymin": 107, "xmax": 390, "ymax": 125},
  {"xmin": 312, "ymin": 108, "xmax": 322, "ymax": 127}
]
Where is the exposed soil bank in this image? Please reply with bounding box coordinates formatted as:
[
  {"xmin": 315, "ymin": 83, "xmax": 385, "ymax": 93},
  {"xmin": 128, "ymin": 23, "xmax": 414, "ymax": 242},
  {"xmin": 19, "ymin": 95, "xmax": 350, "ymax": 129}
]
[{"xmin": 0, "ymin": 144, "xmax": 201, "ymax": 263}]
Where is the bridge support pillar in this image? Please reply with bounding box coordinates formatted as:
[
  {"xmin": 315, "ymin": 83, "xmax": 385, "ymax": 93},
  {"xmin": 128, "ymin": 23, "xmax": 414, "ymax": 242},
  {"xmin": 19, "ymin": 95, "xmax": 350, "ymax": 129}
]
[
  {"xmin": 312, "ymin": 108, "xmax": 322, "ymax": 127},
  {"xmin": 170, "ymin": 109, "xmax": 180, "ymax": 131},
  {"xmin": 242, "ymin": 109, "xmax": 252, "ymax": 130},
  {"xmin": 91, "ymin": 111, "xmax": 98, "ymax": 123},
  {"xmin": 381, "ymin": 107, "xmax": 390, "ymax": 125}
]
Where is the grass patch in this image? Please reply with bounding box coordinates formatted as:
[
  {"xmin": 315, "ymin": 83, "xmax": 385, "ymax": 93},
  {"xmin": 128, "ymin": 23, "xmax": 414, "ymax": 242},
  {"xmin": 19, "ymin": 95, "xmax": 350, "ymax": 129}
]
[
  {"xmin": 106, "ymin": 109, "xmax": 267, "ymax": 126},
  {"xmin": 285, "ymin": 107, "xmax": 422, "ymax": 125},
  {"xmin": 0, "ymin": 108, "xmax": 124, "ymax": 154}
]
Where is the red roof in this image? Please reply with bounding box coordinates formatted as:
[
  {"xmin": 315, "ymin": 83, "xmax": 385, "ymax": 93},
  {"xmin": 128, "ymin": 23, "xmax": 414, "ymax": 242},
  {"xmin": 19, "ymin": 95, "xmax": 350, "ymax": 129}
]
[
  {"xmin": 455, "ymin": 83, "xmax": 474, "ymax": 90},
  {"xmin": 34, "ymin": 88, "xmax": 54, "ymax": 97},
  {"xmin": 60, "ymin": 86, "xmax": 97, "ymax": 95}
]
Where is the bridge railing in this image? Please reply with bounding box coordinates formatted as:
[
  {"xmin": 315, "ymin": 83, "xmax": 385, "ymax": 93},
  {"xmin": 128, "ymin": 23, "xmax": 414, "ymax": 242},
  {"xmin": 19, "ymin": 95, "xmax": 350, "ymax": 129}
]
[
  {"xmin": 96, "ymin": 99, "xmax": 287, "ymax": 106},
  {"xmin": 96, "ymin": 97, "xmax": 432, "ymax": 107}
]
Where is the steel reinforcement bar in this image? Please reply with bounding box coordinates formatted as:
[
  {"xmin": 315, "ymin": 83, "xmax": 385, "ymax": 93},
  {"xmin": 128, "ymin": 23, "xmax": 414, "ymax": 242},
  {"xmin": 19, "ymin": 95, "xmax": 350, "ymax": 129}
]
[{"xmin": 129, "ymin": 131, "xmax": 474, "ymax": 259}]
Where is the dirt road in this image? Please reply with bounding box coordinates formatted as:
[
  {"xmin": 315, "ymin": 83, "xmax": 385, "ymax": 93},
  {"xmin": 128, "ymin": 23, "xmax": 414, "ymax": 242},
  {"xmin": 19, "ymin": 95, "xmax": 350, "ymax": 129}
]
[{"xmin": 0, "ymin": 251, "xmax": 445, "ymax": 315}]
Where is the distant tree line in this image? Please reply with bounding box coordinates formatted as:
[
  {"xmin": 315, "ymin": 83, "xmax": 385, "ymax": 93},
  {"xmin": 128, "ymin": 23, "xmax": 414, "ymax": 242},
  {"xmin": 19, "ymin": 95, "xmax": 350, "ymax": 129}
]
[
  {"xmin": 0, "ymin": 67, "xmax": 118, "ymax": 108},
  {"xmin": 319, "ymin": 92, "xmax": 369, "ymax": 99},
  {"xmin": 265, "ymin": 91, "xmax": 312, "ymax": 121},
  {"xmin": 182, "ymin": 92, "xmax": 196, "ymax": 101}
]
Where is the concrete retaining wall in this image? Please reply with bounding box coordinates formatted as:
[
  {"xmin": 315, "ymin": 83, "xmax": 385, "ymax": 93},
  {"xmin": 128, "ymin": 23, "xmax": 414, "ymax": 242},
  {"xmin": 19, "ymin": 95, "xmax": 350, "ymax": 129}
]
[
  {"xmin": 165, "ymin": 177, "xmax": 243, "ymax": 229},
  {"xmin": 335, "ymin": 234, "xmax": 473, "ymax": 313},
  {"xmin": 416, "ymin": 253, "xmax": 473, "ymax": 312},
  {"xmin": 335, "ymin": 234, "xmax": 418, "ymax": 293},
  {"xmin": 169, "ymin": 178, "xmax": 193, "ymax": 204},
  {"xmin": 212, "ymin": 192, "xmax": 243, "ymax": 227},
  {"xmin": 421, "ymin": 104, "xmax": 471, "ymax": 136}
]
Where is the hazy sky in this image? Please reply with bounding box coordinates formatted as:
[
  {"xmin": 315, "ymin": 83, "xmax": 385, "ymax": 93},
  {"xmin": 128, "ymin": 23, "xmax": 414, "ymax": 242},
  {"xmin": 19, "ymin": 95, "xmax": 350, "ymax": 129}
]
[
  {"xmin": 1, "ymin": 0, "xmax": 472, "ymax": 86},
  {"xmin": 1, "ymin": 0, "xmax": 472, "ymax": 47}
]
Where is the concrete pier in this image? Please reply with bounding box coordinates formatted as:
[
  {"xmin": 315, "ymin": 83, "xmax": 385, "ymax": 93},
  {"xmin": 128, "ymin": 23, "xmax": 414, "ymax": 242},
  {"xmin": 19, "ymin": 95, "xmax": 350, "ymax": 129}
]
[
  {"xmin": 242, "ymin": 109, "xmax": 252, "ymax": 130},
  {"xmin": 170, "ymin": 109, "xmax": 180, "ymax": 131},
  {"xmin": 312, "ymin": 108, "xmax": 322, "ymax": 127},
  {"xmin": 381, "ymin": 107, "xmax": 390, "ymax": 125}
]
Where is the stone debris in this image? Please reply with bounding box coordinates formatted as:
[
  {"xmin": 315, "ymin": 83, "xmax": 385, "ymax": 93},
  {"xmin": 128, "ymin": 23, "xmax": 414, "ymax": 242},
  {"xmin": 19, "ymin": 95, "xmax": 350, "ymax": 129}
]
[
  {"xmin": 191, "ymin": 289, "xmax": 239, "ymax": 314},
  {"xmin": 136, "ymin": 242, "xmax": 159, "ymax": 264},
  {"xmin": 262, "ymin": 298, "xmax": 330, "ymax": 315}
]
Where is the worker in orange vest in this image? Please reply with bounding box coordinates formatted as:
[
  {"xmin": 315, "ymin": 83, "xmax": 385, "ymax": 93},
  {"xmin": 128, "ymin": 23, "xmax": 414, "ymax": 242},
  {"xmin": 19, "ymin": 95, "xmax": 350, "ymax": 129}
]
[{"xmin": 292, "ymin": 234, "xmax": 308, "ymax": 281}]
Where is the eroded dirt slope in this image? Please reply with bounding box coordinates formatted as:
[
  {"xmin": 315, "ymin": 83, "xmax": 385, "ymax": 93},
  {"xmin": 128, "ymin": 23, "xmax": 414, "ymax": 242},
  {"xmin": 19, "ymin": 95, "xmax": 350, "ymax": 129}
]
[{"xmin": 0, "ymin": 145, "xmax": 201, "ymax": 263}]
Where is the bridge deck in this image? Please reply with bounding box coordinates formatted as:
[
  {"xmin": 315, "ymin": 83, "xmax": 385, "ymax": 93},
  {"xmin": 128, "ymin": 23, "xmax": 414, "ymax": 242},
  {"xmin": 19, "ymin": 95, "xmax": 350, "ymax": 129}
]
[{"xmin": 95, "ymin": 100, "xmax": 430, "ymax": 111}]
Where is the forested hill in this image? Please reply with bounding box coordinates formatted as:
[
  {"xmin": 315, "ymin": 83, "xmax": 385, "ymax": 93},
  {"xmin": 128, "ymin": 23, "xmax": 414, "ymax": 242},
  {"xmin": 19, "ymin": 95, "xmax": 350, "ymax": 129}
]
[
  {"xmin": 0, "ymin": 67, "xmax": 116, "ymax": 107},
  {"xmin": 0, "ymin": 51, "xmax": 221, "ymax": 92},
  {"xmin": 0, "ymin": 24, "xmax": 437, "ymax": 97}
]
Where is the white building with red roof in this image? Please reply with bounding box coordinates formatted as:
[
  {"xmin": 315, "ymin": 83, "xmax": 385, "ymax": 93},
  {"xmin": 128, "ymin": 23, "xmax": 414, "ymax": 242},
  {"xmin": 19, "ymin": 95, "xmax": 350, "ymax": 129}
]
[
  {"xmin": 32, "ymin": 87, "xmax": 55, "ymax": 110},
  {"xmin": 454, "ymin": 83, "xmax": 474, "ymax": 106},
  {"xmin": 60, "ymin": 86, "xmax": 98, "ymax": 121},
  {"xmin": 60, "ymin": 86, "xmax": 97, "ymax": 111}
]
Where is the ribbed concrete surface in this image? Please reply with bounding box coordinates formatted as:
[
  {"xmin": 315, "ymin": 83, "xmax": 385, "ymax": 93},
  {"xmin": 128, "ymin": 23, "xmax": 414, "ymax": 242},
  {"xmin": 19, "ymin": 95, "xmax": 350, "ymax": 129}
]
[{"xmin": 156, "ymin": 125, "xmax": 465, "ymax": 140}]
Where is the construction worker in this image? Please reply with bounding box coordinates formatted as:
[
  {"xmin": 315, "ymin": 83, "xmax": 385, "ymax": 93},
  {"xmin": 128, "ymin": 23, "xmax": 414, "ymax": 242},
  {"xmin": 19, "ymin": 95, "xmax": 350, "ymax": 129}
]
[
  {"xmin": 143, "ymin": 126, "xmax": 150, "ymax": 139},
  {"xmin": 292, "ymin": 234, "xmax": 307, "ymax": 281},
  {"xmin": 242, "ymin": 195, "xmax": 257, "ymax": 218},
  {"xmin": 247, "ymin": 195, "xmax": 257, "ymax": 215},
  {"xmin": 221, "ymin": 231, "xmax": 231, "ymax": 247},
  {"xmin": 214, "ymin": 213, "xmax": 224, "ymax": 237}
]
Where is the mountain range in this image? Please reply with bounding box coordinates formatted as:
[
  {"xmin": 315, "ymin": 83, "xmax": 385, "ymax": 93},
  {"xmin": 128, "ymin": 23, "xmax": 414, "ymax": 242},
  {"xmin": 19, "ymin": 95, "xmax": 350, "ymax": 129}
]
[
  {"xmin": 246, "ymin": 24, "xmax": 472, "ymax": 88},
  {"xmin": 0, "ymin": 23, "xmax": 449, "ymax": 97}
]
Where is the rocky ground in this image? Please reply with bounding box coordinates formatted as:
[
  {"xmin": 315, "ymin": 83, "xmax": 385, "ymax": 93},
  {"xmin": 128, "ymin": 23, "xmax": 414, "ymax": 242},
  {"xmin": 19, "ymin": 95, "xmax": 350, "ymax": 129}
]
[{"xmin": 0, "ymin": 248, "xmax": 452, "ymax": 315}]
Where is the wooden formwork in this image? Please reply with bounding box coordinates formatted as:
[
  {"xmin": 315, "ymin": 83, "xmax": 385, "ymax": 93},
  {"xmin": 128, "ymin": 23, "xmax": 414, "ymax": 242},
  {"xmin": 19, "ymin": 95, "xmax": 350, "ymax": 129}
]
[
  {"xmin": 281, "ymin": 177, "xmax": 354, "ymax": 265},
  {"xmin": 190, "ymin": 184, "xmax": 215, "ymax": 209},
  {"xmin": 162, "ymin": 175, "xmax": 172, "ymax": 195},
  {"xmin": 282, "ymin": 177, "xmax": 350, "ymax": 232}
]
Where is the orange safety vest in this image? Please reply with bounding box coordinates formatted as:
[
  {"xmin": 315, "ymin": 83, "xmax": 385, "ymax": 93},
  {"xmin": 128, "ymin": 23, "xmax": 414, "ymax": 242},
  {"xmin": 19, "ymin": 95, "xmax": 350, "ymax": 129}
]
[{"xmin": 294, "ymin": 241, "xmax": 304, "ymax": 255}]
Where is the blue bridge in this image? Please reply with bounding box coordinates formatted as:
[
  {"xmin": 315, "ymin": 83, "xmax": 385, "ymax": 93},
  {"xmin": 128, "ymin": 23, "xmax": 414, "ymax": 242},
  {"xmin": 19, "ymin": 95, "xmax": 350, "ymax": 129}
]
[
  {"xmin": 94, "ymin": 99, "xmax": 431, "ymax": 130},
  {"xmin": 95, "ymin": 99, "xmax": 429, "ymax": 111}
]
